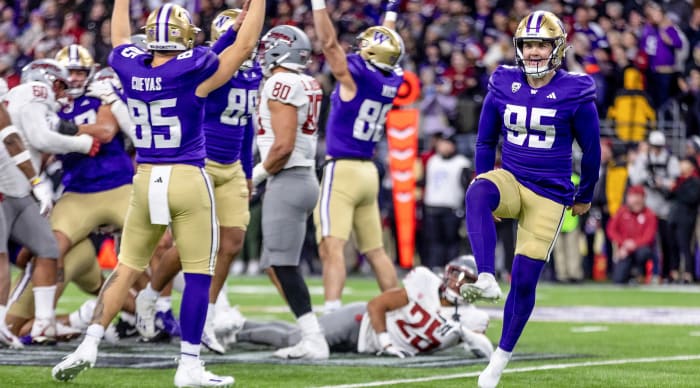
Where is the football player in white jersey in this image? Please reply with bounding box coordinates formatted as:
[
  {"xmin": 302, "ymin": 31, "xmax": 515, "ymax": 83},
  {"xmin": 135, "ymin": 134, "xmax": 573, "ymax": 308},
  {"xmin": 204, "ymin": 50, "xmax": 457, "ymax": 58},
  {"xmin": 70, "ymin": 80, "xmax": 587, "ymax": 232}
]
[
  {"xmin": 252, "ymin": 25, "xmax": 328, "ymax": 360},
  {"xmin": 221, "ymin": 256, "xmax": 493, "ymax": 358},
  {"xmin": 0, "ymin": 102, "xmax": 53, "ymax": 348},
  {"xmin": 2, "ymin": 59, "xmax": 100, "ymax": 344}
]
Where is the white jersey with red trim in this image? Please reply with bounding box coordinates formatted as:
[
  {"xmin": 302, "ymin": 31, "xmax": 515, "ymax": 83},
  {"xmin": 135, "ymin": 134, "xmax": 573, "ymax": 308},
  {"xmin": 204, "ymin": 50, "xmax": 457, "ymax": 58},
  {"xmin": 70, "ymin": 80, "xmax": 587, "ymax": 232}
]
[
  {"xmin": 357, "ymin": 267, "xmax": 481, "ymax": 355},
  {"xmin": 256, "ymin": 71, "xmax": 322, "ymax": 169}
]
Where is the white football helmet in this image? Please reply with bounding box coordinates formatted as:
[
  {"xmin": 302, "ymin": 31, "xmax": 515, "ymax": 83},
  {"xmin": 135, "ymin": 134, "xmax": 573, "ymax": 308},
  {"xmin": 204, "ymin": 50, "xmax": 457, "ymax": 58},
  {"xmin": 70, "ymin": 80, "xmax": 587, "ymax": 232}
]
[
  {"xmin": 440, "ymin": 255, "xmax": 478, "ymax": 306},
  {"xmin": 258, "ymin": 25, "xmax": 311, "ymax": 76}
]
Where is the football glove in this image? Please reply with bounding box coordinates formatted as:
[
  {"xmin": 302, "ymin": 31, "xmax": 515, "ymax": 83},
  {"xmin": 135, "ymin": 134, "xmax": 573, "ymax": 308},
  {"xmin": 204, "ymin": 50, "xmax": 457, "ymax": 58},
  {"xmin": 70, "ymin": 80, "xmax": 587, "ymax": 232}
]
[
  {"xmin": 56, "ymin": 119, "xmax": 79, "ymax": 136},
  {"xmin": 385, "ymin": 0, "xmax": 401, "ymax": 13},
  {"xmin": 31, "ymin": 177, "xmax": 53, "ymax": 216},
  {"xmin": 376, "ymin": 343, "xmax": 411, "ymax": 358},
  {"xmin": 87, "ymin": 79, "xmax": 119, "ymax": 105},
  {"xmin": 376, "ymin": 332, "xmax": 411, "ymax": 358}
]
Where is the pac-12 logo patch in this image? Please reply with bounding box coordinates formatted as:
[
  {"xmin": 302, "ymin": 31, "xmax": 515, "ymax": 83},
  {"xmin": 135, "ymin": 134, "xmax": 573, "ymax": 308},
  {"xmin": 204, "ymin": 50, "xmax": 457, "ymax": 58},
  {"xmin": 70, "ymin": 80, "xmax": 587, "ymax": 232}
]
[{"xmin": 511, "ymin": 82, "xmax": 521, "ymax": 93}]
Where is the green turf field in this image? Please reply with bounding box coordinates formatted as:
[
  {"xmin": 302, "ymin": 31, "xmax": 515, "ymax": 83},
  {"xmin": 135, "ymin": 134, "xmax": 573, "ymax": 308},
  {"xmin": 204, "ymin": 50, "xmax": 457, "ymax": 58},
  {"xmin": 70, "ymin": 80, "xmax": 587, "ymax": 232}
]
[{"xmin": 2, "ymin": 275, "xmax": 700, "ymax": 387}]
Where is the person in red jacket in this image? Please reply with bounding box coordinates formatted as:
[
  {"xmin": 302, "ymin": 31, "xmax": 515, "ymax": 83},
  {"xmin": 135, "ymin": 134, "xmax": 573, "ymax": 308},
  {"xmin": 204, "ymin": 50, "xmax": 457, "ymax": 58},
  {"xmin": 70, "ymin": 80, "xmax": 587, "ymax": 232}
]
[{"xmin": 606, "ymin": 185, "xmax": 659, "ymax": 284}]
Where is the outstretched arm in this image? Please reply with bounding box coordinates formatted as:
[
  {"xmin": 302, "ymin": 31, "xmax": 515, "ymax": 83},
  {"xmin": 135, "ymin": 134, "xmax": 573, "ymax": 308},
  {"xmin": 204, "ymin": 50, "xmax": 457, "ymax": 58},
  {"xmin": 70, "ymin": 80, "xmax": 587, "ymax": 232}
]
[
  {"xmin": 312, "ymin": 0, "xmax": 355, "ymax": 98},
  {"xmin": 111, "ymin": 0, "xmax": 131, "ymax": 48},
  {"xmin": 382, "ymin": 0, "xmax": 400, "ymax": 30},
  {"xmin": 197, "ymin": 0, "xmax": 264, "ymax": 97}
]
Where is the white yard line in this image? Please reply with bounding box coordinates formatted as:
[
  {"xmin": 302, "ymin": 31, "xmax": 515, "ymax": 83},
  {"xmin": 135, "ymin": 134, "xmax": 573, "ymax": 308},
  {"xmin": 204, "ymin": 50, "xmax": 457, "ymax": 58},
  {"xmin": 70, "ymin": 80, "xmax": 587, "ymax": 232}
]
[{"xmin": 315, "ymin": 354, "xmax": 700, "ymax": 388}]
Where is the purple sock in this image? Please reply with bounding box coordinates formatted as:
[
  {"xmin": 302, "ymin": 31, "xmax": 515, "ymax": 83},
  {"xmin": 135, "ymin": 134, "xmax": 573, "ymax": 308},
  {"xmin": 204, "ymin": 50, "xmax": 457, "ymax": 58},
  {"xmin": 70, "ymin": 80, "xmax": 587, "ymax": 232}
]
[
  {"xmin": 465, "ymin": 179, "xmax": 500, "ymax": 274},
  {"xmin": 180, "ymin": 273, "xmax": 212, "ymax": 346},
  {"xmin": 499, "ymin": 254, "xmax": 545, "ymax": 352}
]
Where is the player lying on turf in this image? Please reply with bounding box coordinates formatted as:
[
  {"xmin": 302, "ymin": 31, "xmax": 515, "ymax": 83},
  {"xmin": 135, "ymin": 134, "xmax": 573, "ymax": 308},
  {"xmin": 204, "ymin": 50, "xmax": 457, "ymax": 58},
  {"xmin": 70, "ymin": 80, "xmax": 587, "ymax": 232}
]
[{"xmin": 218, "ymin": 256, "xmax": 493, "ymax": 358}]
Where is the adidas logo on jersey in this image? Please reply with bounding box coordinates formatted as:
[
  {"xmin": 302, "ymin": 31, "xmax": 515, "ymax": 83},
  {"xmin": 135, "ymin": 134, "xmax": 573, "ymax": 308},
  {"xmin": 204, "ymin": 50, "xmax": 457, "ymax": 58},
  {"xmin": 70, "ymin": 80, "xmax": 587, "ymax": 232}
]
[
  {"xmin": 153, "ymin": 177, "xmax": 163, "ymax": 183},
  {"xmin": 546, "ymin": 92, "xmax": 557, "ymax": 99}
]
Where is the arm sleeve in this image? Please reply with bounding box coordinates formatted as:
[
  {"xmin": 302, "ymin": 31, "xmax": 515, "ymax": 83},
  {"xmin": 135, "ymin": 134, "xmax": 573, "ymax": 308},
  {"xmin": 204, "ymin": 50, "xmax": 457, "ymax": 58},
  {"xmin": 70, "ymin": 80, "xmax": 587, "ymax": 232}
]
[
  {"xmin": 241, "ymin": 120, "xmax": 255, "ymax": 178},
  {"xmin": 19, "ymin": 103, "xmax": 91, "ymax": 154},
  {"xmin": 211, "ymin": 28, "xmax": 238, "ymax": 55},
  {"xmin": 572, "ymin": 101, "xmax": 601, "ymax": 204},
  {"xmin": 474, "ymin": 92, "xmax": 501, "ymax": 175},
  {"xmin": 110, "ymin": 99, "xmax": 138, "ymax": 143}
]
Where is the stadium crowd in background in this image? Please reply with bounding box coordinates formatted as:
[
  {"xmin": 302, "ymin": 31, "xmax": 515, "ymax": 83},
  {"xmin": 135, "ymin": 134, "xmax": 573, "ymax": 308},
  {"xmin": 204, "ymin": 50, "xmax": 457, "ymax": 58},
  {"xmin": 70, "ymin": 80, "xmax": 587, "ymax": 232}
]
[{"xmin": 1, "ymin": 0, "xmax": 700, "ymax": 287}]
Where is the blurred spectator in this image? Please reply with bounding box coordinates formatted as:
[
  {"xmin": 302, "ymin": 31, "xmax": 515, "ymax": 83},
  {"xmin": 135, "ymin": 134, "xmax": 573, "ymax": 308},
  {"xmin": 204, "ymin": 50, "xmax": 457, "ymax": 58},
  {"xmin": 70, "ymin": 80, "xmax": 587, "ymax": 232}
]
[
  {"xmin": 640, "ymin": 1, "xmax": 685, "ymax": 109},
  {"xmin": 606, "ymin": 185, "xmax": 659, "ymax": 284},
  {"xmin": 574, "ymin": 5, "xmax": 608, "ymax": 50},
  {"xmin": 667, "ymin": 157, "xmax": 700, "ymax": 283},
  {"xmin": 679, "ymin": 67, "xmax": 700, "ymax": 137},
  {"xmin": 685, "ymin": 136, "xmax": 700, "ymax": 166},
  {"xmin": 553, "ymin": 173, "xmax": 584, "ymax": 283},
  {"xmin": 628, "ymin": 131, "xmax": 680, "ymax": 280},
  {"xmin": 583, "ymin": 138, "xmax": 628, "ymax": 279},
  {"xmin": 418, "ymin": 67, "xmax": 456, "ymax": 137},
  {"xmin": 606, "ymin": 66, "xmax": 656, "ymax": 143},
  {"xmin": 421, "ymin": 133, "xmax": 471, "ymax": 272}
]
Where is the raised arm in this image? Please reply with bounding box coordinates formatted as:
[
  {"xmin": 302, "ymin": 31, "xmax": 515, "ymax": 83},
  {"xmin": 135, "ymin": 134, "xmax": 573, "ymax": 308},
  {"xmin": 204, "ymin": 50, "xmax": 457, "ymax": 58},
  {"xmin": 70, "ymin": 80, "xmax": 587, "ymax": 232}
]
[
  {"xmin": 311, "ymin": 0, "xmax": 355, "ymax": 96},
  {"xmin": 196, "ymin": 0, "xmax": 264, "ymax": 97},
  {"xmin": 111, "ymin": 0, "xmax": 131, "ymax": 48},
  {"xmin": 381, "ymin": 0, "xmax": 400, "ymax": 30}
]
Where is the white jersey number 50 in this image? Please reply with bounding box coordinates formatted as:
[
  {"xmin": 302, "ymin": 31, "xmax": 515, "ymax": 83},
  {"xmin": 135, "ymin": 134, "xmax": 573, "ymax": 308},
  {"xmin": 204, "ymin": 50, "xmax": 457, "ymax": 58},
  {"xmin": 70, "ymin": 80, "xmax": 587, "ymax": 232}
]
[
  {"xmin": 504, "ymin": 104, "xmax": 557, "ymax": 149},
  {"xmin": 127, "ymin": 98, "xmax": 182, "ymax": 149}
]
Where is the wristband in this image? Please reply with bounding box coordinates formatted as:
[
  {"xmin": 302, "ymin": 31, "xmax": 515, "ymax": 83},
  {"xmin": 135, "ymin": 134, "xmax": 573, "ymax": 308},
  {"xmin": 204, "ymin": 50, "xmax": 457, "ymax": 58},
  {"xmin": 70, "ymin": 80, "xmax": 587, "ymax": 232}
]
[
  {"xmin": 385, "ymin": 11, "xmax": 397, "ymax": 22},
  {"xmin": 12, "ymin": 150, "xmax": 31, "ymax": 165},
  {"xmin": 378, "ymin": 332, "xmax": 391, "ymax": 349},
  {"xmin": 30, "ymin": 176, "xmax": 41, "ymax": 186},
  {"xmin": 311, "ymin": 0, "xmax": 326, "ymax": 10}
]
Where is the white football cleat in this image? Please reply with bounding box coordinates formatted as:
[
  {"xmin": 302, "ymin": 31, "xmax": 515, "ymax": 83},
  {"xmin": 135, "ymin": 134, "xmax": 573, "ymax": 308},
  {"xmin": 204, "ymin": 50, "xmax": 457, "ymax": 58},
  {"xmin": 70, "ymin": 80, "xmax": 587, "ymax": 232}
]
[
  {"xmin": 0, "ymin": 322, "xmax": 23, "ymax": 349},
  {"xmin": 31, "ymin": 317, "xmax": 57, "ymax": 344},
  {"xmin": 202, "ymin": 323, "xmax": 225, "ymax": 355},
  {"xmin": 273, "ymin": 333, "xmax": 329, "ymax": 360},
  {"xmin": 215, "ymin": 306, "xmax": 246, "ymax": 349},
  {"xmin": 460, "ymin": 273, "xmax": 502, "ymax": 303},
  {"xmin": 68, "ymin": 299, "xmax": 96, "ymax": 331},
  {"xmin": 478, "ymin": 347, "xmax": 512, "ymax": 388},
  {"xmin": 174, "ymin": 358, "xmax": 234, "ymax": 387},
  {"xmin": 51, "ymin": 340, "xmax": 98, "ymax": 381},
  {"xmin": 135, "ymin": 289, "xmax": 158, "ymax": 339}
]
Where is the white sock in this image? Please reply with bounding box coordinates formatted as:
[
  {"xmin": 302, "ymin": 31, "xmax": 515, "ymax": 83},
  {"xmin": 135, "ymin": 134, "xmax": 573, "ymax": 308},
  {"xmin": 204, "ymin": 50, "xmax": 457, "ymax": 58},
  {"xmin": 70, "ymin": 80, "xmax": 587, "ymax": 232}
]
[
  {"xmin": 141, "ymin": 283, "xmax": 160, "ymax": 301},
  {"xmin": 323, "ymin": 300, "xmax": 341, "ymax": 314},
  {"xmin": 206, "ymin": 303, "xmax": 216, "ymax": 325},
  {"xmin": 297, "ymin": 312, "xmax": 322, "ymax": 337},
  {"xmin": 85, "ymin": 323, "xmax": 104, "ymax": 347},
  {"xmin": 173, "ymin": 272, "xmax": 185, "ymax": 293},
  {"xmin": 494, "ymin": 347, "xmax": 512, "ymax": 359},
  {"xmin": 33, "ymin": 285, "xmax": 56, "ymax": 321},
  {"xmin": 156, "ymin": 296, "xmax": 171, "ymax": 313},
  {"xmin": 180, "ymin": 340, "xmax": 200, "ymax": 361},
  {"xmin": 215, "ymin": 285, "xmax": 230, "ymax": 311}
]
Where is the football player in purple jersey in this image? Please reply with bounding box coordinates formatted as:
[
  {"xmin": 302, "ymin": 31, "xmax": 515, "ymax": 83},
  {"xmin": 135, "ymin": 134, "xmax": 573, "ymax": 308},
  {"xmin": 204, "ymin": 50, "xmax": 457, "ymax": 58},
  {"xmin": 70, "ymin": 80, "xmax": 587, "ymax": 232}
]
[
  {"xmin": 135, "ymin": 8, "xmax": 263, "ymax": 354},
  {"xmin": 459, "ymin": 11, "xmax": 601, "ymax": 388},
  {"xmin": 52, "ymin": 0, "xmax": 264, "ymax": 385},
  {"xmin": 312, "ymin": 0, "xmax": 403, "ymax": 314}
]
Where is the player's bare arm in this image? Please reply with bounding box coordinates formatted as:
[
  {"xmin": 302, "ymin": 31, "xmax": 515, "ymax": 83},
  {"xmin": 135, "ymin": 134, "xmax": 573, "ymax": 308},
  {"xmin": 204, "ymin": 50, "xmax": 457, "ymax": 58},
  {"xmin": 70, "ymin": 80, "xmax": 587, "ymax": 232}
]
[
  {"xmin": 262, "ymin": 100, "xmax": 297, "ymax": 174},
  {"xmin": 196, "ymin": 0, "xmax": 264, "ymax": 97},
  {"xmin": 76, "ymin": 105, "xmax": 120, "ymax": 143},
  {"xmin": 311, "ymin": 1, "xmax": 355, "ymax": 98},
  {"xmin": 366, "ymin": 287, "xmax": 409, "ymax": 334},
  {"xmin": 110, "ymin": 0, "xmax": 131, "ymax": 48}
]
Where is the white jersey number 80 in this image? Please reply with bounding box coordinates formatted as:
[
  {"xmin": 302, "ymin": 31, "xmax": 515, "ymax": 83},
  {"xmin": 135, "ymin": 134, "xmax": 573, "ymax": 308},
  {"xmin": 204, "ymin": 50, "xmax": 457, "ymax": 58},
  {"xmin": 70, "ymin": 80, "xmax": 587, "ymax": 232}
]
[
  {"xmin": 127, "ymin": 98, "xmax": 182, "ymax": 149},
  {"xmin": 352, "ymin": 99, "xmax": 392, "ymax": 142}
]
